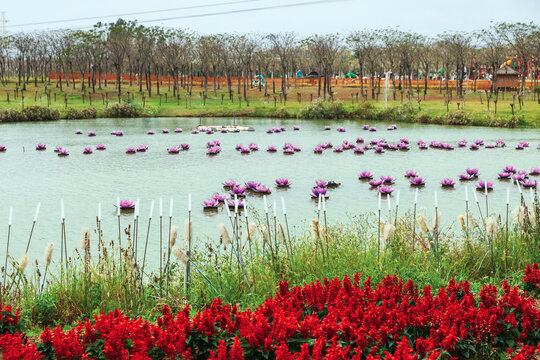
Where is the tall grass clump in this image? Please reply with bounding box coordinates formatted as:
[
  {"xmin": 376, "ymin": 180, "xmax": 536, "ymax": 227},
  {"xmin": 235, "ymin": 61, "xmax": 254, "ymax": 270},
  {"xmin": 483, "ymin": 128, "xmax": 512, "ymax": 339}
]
[
  {"xmin": 297, "ymin": 99, "xmax": 348, "ymax": 119},
  {"xmin": 64, "ymin": 107, "xmax": 98, "ymax": 119},
  {"xmin": 0, "ymin": 106, "xmax": 60, "ymax": 122},
  {"xmin": 103, "ymin": 102, "xmax": 140, "ymax": 118}
]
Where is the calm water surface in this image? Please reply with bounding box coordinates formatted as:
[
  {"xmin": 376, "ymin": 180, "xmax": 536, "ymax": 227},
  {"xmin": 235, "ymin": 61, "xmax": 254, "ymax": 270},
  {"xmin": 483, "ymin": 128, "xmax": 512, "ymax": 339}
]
[{"xmin": 0, "ymin": 117, "xmax": 538, "ymax": 269}]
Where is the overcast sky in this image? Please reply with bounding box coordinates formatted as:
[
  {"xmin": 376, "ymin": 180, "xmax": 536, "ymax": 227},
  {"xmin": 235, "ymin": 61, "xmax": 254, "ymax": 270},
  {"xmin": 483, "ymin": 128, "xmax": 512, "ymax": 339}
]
[{"xmin": 2, "ymin": 0, "xmax": 539, "ymax": 36}]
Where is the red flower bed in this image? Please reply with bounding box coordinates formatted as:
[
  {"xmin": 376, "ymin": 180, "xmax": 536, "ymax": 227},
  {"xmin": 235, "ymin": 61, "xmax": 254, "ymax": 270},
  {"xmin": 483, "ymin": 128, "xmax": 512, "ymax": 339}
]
[
  {"xmin": 1, "ymin": 271, "xmax": 540, "ymax": 359},
  {"xmin": 523, "ymin": 262, "xmax": 540, "ymax": 295}
]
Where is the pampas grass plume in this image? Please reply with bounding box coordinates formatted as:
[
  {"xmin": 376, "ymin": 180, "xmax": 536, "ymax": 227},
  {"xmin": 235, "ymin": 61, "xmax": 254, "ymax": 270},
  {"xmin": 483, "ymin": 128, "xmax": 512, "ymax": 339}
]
[
  {"xmin": 259, "ymin": 225, "xmax": 270, "ymax": 243},
  {"xmin": 432, "ymin": 210, "xmax": 441, "ymax": 230},
  {"xmin": 277, "ymin": 222, "xmax": 286, "ymax": 242},
  {"xmin": 81, "ymin": 228, "xmax": 90, "ymax": 252},
  {"xmin": 416, "ymin": 215, "xmax": 429, "ymax": 234},
  {"xmin": 383, "ymin": 224, "xmax": 395, "ymax": 241},
  {"xmin": 310, "ymin": 219, "xmax": 320, "ymax": 239},
  {"xmin": 172, "ymin": 246, "xmax": 189, "ymax": 265},
  {"xmin": 218, "ymin": 223, "xmax": 232, "ymax": 246},
  {"xmin": 169, "ymin": 225, "xmax": 178, "ymax": 247},
  {"xmin": 247, "ymin": 223, "xmax": 257, "ymax": 241},
  {"xmin": 457, "ymin": 214, "xmax": 466, "ymax": 231},
  {"xmin": 318, "ymin": 225, "xmax": 326, "ymax": 240},
  {"xmin": 18, "ymin": 253, "xmax": 28, "ymax": 272},
  {"xmin": 44, "ymin": 243, "xmax": 54, "ymax": 265},
  {"xmin": 485, "ymin": 217, "xmax": 497, "ymax": 238}
]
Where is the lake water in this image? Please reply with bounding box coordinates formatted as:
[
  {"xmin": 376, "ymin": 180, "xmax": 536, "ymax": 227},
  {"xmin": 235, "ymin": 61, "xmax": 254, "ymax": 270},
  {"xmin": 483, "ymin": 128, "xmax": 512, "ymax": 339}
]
[{"xmin": 0, "ymin": 117, "xmax": 538, "ymax": 269}]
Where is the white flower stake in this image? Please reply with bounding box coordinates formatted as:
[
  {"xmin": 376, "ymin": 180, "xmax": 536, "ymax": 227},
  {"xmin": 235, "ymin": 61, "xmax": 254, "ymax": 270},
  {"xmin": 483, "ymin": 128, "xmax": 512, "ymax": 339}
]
[
  {"xmin": 169, "ymin": 197, "xmax": 174, "ymax": 218},
  {"xmin": 3, "ymin": 207, "xmax": 13, "ymax": 288},
  {"xmin": 188, "ymin": 193, "xmax": 192, "ymax": 212},
  {"xmin": 98, "ymin": 202, "xmax": 102, "ymax": 222},
  {"xmin": 412, "ymin": 188, "xmax": 419, "ymax": 247},
  {"xmin": 61, "ymin": 199, "xmax": 65, "ymax": 222},
  {"xmin": 25, "ymin": 202, "xmax": 41, "ymax": 253},
  {"xmin": 141, "ymin": 199, "xmax": 155, "ymax": 279},
  {"xmin": 377, "ymin": 192, "xmax": 382, "ymax": 261}
]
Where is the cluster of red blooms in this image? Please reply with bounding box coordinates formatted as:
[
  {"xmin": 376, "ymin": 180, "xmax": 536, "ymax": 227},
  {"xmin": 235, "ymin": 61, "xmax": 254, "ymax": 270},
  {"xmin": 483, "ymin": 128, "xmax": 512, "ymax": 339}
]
[
  {"xmin": 1, "ymin": 271, "xmax": 540, "ymax": 359},
  {"xmin": 523, "ymin": 262, "xmax": 540, "ymax": 294}
]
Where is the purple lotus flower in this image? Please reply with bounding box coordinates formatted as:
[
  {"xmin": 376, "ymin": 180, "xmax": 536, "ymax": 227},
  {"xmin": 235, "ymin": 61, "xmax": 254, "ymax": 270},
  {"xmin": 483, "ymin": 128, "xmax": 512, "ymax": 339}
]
[
  {"xmin": 337, "ymin": 127, "xmax": 346, "ymax": 132},
  {"xmin": 409, "ymin": 177, "xmax": 426, "ymax": 186},
  {"xmin": 227, "ymin": 200, "xmax": 244, "ymax": 208},
  {"xmin": 519, "ymin": 141, "xmax": 529, "ymax": 147},
  {"xmin": 240, "ymin": 147, "xmax": 251, "ymax": 154},
  {"xmin": 191, "ymin": 130, "xmax": 199, "ymax": 134},
  {"xmin": 529, "ymin": 167, "xmax": 540, "ymax": 175},
  {"xmin": 358, "ymin": 171, "xmax": 373, "ymax": 180},
  {"xmin": 167, "ymin": 147, "xmax": 180, "ymax": 154},
  {"xmin": 126, "ymin": 147, "xmax": 136, "ymax": 153},
  {"xmin": 180, "ymin": 144, "xmax": 190, "ymax": 150},
  {"xmin": 498, "ymin": 172, "xmax": 512, "ymax": 179},
  {"xmin": 502, "ymin": 165, "xmax": 517, "ymax": 173},
  {"xmin": 311, "ymin": 187, "xmax": 327, "ymax": 198},
  {"xmin": 459, "ymin": 174, "xmax": 473, "ymax": 181},
  {"xmin": 275, "ymin": 178, "xmax": 291, "ymax": 187},
  {"xmin": 387, "ymin": 125, "xmax": 395, "ymax": 131},
  {"xmin": 110, "ymin": 130, "xmax": 117, "ymax": 135},
  {"xmin": 220, "ymin": 128, "xmax": 228, "ymax": 133},
  {"xmin": 370, "ymin": 140, "xmax": 379, "ymax": 145},
  {"xmin": 369, "ymin": 179, "xmax": 383, "ymax": 187},
  {"xmin": 512, "ymin": 174, "xmax": 526, "ymax": 182},
  {"xmin": 324, "ymin": 142, "xmax": 333, "ymax": 148},
  {"xmin": 466, "ymin": 168, "xmax": 479, "ymax": 177},
  {"xmin": 207, "ymin": 140, "xmax": 220, "ymax": 147},
  {"xmin": 315, "ymin": 180, "xmax": 328, "ymax": 188},
  {"xmin": 119, "ymin": 200, "xmax": 135, "ymax": 210},
  {"xmin": 476, "ymin": 180, "xmax": 493, "ymax": 191},
  {"xmin": 246, "ymin": 181, "xmax": 261, "ymax": 190},
  {"xmin": 0, "ymin": 146, "xmax": 6, "ymax": 152},
  {"xmin": 54, "ymin": 146, "xmax": 63, "ymax": 152},
  {"xmin": 405, "ymin": 170, "xmax": 418, "ymax": 178},
  {"xmin": 88, "ymin": 131, "xmax": 96, "ymax": 137},
  {"xmin": 230, "ymin": 185, "xmax": 247, "ymax": 196},
  {"xmin": 440, "ymin": 178, "xmax": 455, "ymax": 187},
  {"xmin": 273, "ymin": 128, "xmax": 282, "ymax": 133},
  {"xmin": 147, "ymin": 130, "xmax": 155, "ymax": 135},
  {"xmin": 362, "ymin": 125, "xmax": 369, "ymax": 130},
  {"xmin": 515, "ymin": 143, "xmax": 525, "ymax": 150},
  {"xmin": 441, "ymin": 143, "xmax": 454, "ymax": 150},
  {"xmin": 203, "ymin": 199, "xmax": 219, "ymax": 208},
  {"xmin": 255, "ymin": 185, "xmax": 271, "ymax": 194},
  {"xmin": 223, "ymin": 180, "xmax": 238, "ymax": 189},
  {"xmin": 279, "ymin": 126, "xmax": 285, "ymax": 131},
  {"xmin": 400, "ymin": 138, "xmax": 409, "ymax": 144},
  {"xmin": 267, "ymin": 146, "xmax": 277, "ymax": 152},
  {"xmin": 174, "ymin": 128, "xmax": 183, "ymax": 133},
  {"xmin": 75, "ymin": 129, "xmax": 83, "ymax": 134},
  {"xmin": 353, "ymin": 147, "xmax": 364, "ymax": 154},
  {"xmin": 496, "ymin": 140, "xmax": 505, "ymax": 147},
  {"xmin": 206, "ymin": 146, "xmax": 220, "ymax": 155},
  {"xmin": 469, "ymin": 144, "xmax": 480, "ymax": 150},
  {"xmin": 249, "ymin": 143, "xmax": 258, "ymax": 150},
  {"xmin": 520, "ymin": 180, "xmax": 537, "ymax": 188},
  {"xmin": 96, "ymin": 144, "xmax": 106, "ymax": 150},
  {"xmin": 377, "ymin": 185, "xmax": 394, "ymax": 195},
  {"xmin": 235, "ymin": 144, "xmax": 243, "ymax": 150},
  {"xmin": 293, "ymin": 146, "xmax": 301, "ymax": 152},
  {"xmin": 137, "ymin": 144, "xmax": 148, "ymax": 152},
  {"xmin": 313, "ymin": 146, "xmax": 324, "ymax": 153},
  {"xmin": 398, "ymin": 143, "xmax": 410, "ymax": 150},
  {"xmin": 517, "ymin": 170, "xmax": 528, "ymax": 177},
  {"xmin": 293, "ymin": 126, "xmax": 300, "ymax": 130},
  {"xmin": 58, "ymin": 148, "xmax": 69, "ymax": 156},
  {"xmin": 457, "ymin": 140, "xmax": 467, "ymax": 147},
  {"xmin": 266, "ymin": 128, "xmax": 274, "ymax": 134},
  {"xmin": 485, "ymin": 144, "xmax": 495, "ymax": 149},
  {"xmin": 369, "ymin": 127, "xmax": 377, "ymax": 132},
  {"xmin": 205, "ymin": 129, "xmax": 214, "ymax": 134},
  {"xmin": 115, "ymin": 131, "xmax": 123, "ymax": 136},
  {"xmin": 356, "ymin": 137, "xmax": 364, "ymax": 143},
  {"xmin": 162, "ymin": 129, "xmax": 169, "ymax": 134},
  {"xmin": 333, "ymin": 146, "xmax": 343, "ymax": 152},
  {"xmin": 374, "ymin": 146, "xmax": 385, "ymax": 153},
  {"xmin": 324, "ymin": 126, "xmax": 331, "ymax": 130},
  {"xmin": 212, "ymin": 193, "xmax": 229, "ymax": 202},
  {"xmin": 474, "ymin": 139, "xmax": 484, "ymax": 146},
  {"xmin": 83, "ymin": 147, "xmax": 93, "ymax": 154},
  {"xmin": 36, "ymin": 143, "xmax": 47, "ymax": 150},
  {"xmin": 364, "ymin": 144, "xmax": 372, "ymax": 150},
  {"xmin": 419, "ymin": 143, "xmax": 428, "ymax": 149},
  {"xmin": 381, "ymin": 176, "xmax": 395, "ymax": 184}
]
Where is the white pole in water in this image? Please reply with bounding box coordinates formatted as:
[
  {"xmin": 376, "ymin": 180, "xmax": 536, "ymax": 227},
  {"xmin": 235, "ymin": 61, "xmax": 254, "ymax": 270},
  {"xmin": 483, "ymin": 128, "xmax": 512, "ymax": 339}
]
[{"xmin": 384, "ymin": 71, "xmax": 390, "ymax": 109}]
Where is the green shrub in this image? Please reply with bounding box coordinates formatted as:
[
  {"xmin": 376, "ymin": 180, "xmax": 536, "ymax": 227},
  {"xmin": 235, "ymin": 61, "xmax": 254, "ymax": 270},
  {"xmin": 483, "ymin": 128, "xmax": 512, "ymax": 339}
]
[
  {"xmin": 297, "ymin": 99, "xmax": 348, "ymax": 119},
  {"xmin": 376, "ymin": 104, "xmax": 417, "ymax": 123},
  {"xmin": 444, "ymin": 110, "xmax": 471, "ymax": 126},
  {"xmin": 103, "ymin": 103, "xmax": 140, "ymax": 118},
  {"xmin": 64, "ymin": 107, "xmax": 98, "ymax": 120},
  {"xmin": 352, "ymin": 102, "xmax": 377, "ymax": 119},
  {"xmin": 0, "ymin": 106, "xmax": 60, "ymax": 122}
]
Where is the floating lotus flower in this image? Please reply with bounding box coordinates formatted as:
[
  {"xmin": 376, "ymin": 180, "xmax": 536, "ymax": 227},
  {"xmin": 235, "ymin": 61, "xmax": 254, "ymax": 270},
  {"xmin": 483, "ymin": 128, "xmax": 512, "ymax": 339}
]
[
  {"xmin": 387, "ymin": 144, "xmax": 397, "ymax": 151},
  {"xmin": 227, "ymin": 200, "xmax": 244, "ymax": 208},
  {"xmin": 529, "ymin": 167, "xmax": 540, "ymax": 175},
  {"xmin": 333, "ymin": 146, "xmax": 343, "ymax": 152},
  {"xmin": 283, "ymin": 148, "xmax": 295, "ymax": 155},
  {"xmin": 313, "ymin": 146, "xmax": 324, "ymax": 153},
  {"xmin": 96, "ymin": 144, "xmax": 106, "ymax": 150},
  {"xmin": 180, "ymin": 144, "xmax": 190, "ymax": 150},
  {"xmin": 519, "ymin": 141, "xmax": 529, "ymax": 147},
  {"xmin": 369, "ymin": 127, "xmax": 377, "ymax": 132},
  {"xmin": 212, "ymin": 193, "xmax": 229, "ymax": 202},
  {"xmin": 315, "ymin": 180, "xmax": 328, "ymax": 188},
  {"xmin": 356, "ymin": 137, "xmax": 364, "ymax": 143},
  {"xmin": 400, "ymin": 138, "xmax": 409, "ymax": 144},
  {"xmin": 293, "ymin": 125, "xmax": 300, "ymax": 130},
  {"xmin": 476, "ymin": 180, "xmax": 493, "ymax": 191},
  {"xmin": 369, "ymin": 179, "xmax": 383, "ymax": 187},
  {"xmin": 485, "ymin": 144, "xmax": 495, "ymax": 148},
  {"xmin": 174, "ymin": 128, "xmax": 183, "ymax": 133},
  {"xmin": 469, "ymin": 144, "xmax": 480, "ymax": 150},
  {"xmin": 167, "ymin": 147, "xmax": 180, "ymax": 154},
  {"xmin": 512, "ymin": 173, "xmax": 526, "ymax": 182},
  {"xmin": 457, "ymin": 140, "xmax": 467, "ymax": 147},
  {"xmin": 377, "ymin": 185, "xmax": 394, "ymax": 195},
  {"xmin": 223, "ymin": 181, "xmax": 238, "ymax": 190},
  {"xmin": 230, "ymin": 185, "xmax": 247, "ymax": 197},
  {"xmin": 137, "ymin": 145, "xmax": 148, "ymax": 152},
  {"xmin": 418, "ymin": 142, "xmax": 428, "ymax": 149},
  {"xmin": 203, "ymin": 198, "xmax": 219, "ymax": 209},
  {"xmin": 246, "ymin": 181, "xmax": 261, "ymax": 190},
  {"xmin": 459, "ymin": 173, "xmax": 473, "ymax": 181},
  {"xmin": 162, "ymin": 129, "xmax": 170, "ymax": 134},
  {"xmin": 279, "ymin": 126, "xmax": 286, "ymax": 131},
  {"xmin": 442, "ymin": 143, "xmax": 454, "ymax": 150},
  {"xmin": 374, "ymin": 146, "xmax": 385, "ymax": 153},
  {"xmin": 267, "ymin": 146, "xmax": 277, "ymax": 152},
  {"xmin": 466, "ymin": 168, "xmax": 479, "ymax": 177},
  {"xmin": 342, "ymin": 140, "xmax": 354, "ymax": 149},
  {"xmin": 474, "ymin": 139, "xmax": 484, "ymax": 146},
  {"xmin": 119, "ymin": 200, "xmax": 135, "ymax": 210},
  {"xmin": 75, "ymin": 129, "xmax": 83, "ymax": 134},
  {"xmin": 358, "ymin": 171, "xmax": 373, "ymax": 180},
  {"xmin": 387, "ymin": 125, "xmax": 397, "ymax": 131},
  {"xmin": 266, "ymin": 128, "xmax": 273, "ymax": 134},
  {"xmin": 205, "ymin": 129, "xmax": 213, "ymax": 134},
  {"xmin": 337, "ymin": 127, "xmax": 346, "ymax": 132},
  {"xmin": 206, "ymin": 146, "xmax": 220, "ymax": 155},
  {"xmin": 54, "ymin": 146, "xmax": 63, "ymax": 152},
  {"xmin": 353, "ymin": 147, "xmax": 364, "ymax": 154},
  {"xmin": 520, "ymin": 179, "xmax": 537, "ymax": 188},
  {"xmin": 207, "ymin": 140, "xmax": 220, "ymax": 147},
  {"xmin": 88, "ymin": 131, "xmax": 96, "ymax": 137},
  {"xmin": 362, "ymin": 125, "xmax": 369, "ymax": 130},
  {"xmin": 0, "ymin": 146, "xmax": 6, "ymax": 152},
  {"xmin": 235, "ymin": 144, "xmax": 243, "ymax": 151},
  {"xmin": 324, "ymin": 142, "xmax": 333, "ymax": 148},
  {"xmin": 370, "ymin": 140, "xmax": 379, "ymax": 145},
  {"xmin": 517, "ymin": 170, "xmax": 528, "ymax": 177},
  {"xmin": 409, "ymin": 177, "xmax": 426, "ymax": 186},
  {"xmin": 515, "ymin": 143, "xmax": 525, "ymax": 150},
  {"xmin": 240, "ymin": 147, "xmax": 251, "ymax": 154},
  {"xmin": 496, "ymin": 140, "xmax": 505, "ymax": 147},
  {"xmin": 125, "ymin": 147, "xmax": 136, "ymax": 154},
  {"xmin": 83, "ymin": 147, "xmax": 93, "ymax": 154},
  {"xmin": 115, "ymin": 131, "xmax": 123, "ymax": 136},
  {"xmin": 502, "ymin": 165, "xmax": 517, "ymax": 173},
  {"xmin": 381, "ymin": 176, "xmax": 395, "ymax": 184},
  {"xmin": 147, "ymin": 130, "xmax": 155, "ymax": 135},
  {"xmin": 324, "ymin": 126, "xmax": 331, "ymax": 130},
  {"xmin": 311, "ymin": 187, "xmax": 328, "ymax": 198},
  {"xmin": 58, "ymin": 148, "xmax": 69, "ymax": 156},
  {"xmin": 498, "ymin": 172, "xmax": 512, "ymax": 179},
  {"xmin": 191, "ymin": 130, "xmax": 199, "ymax": 134},
  {"xmin": 36, "ymin": 143, "xmax": 47, "ymax": 150},
  {"xmin": 440, "ymin": 178, "xmax": 455, "ymax": 187},
  {"xmin": 405, "ymin": 170, "xmax": 418, "ymax": 178},
  {"xmin": 249, "ymin": 143, "xmax": 258, "ymax": 151},
  {"xmin": 398, "ymin": 143, "xmax": 410, "ymax": 151},
  {"xmin": 220, "ymin": 128, "xmax": 228, "ymax": 133},
  {"xmin": 254, "ymin": 185, "xmax": 271, "ymax": 194},
  {"xmin": 275, "ymin": 178, "xmax": 291, "ymax": 187}
]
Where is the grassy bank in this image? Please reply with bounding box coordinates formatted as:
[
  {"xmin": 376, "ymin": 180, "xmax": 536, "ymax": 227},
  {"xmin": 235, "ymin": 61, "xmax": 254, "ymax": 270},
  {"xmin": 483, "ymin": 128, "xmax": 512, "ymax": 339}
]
[
  {"xmin": 0, "ymin": 82, "xmax": 538, "ymax": 127},
  {"xmin": 1, "ymin": 195, "xmax": 538, "ymax": 334}
]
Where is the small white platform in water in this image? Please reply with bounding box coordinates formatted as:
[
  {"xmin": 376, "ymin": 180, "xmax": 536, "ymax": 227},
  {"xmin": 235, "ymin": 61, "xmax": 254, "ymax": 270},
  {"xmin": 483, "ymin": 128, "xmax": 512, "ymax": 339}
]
[{"xmin": 196, "ymin": 125, "xmax": 255, "ymax": 132}]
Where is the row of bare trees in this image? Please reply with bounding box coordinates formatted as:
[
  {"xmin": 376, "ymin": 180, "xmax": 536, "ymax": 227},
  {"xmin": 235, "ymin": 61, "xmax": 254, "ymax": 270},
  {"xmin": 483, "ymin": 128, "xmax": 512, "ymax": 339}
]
[{"xmin": 0, "ymin": 20, "xmax": 538, "ymax": 101}]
